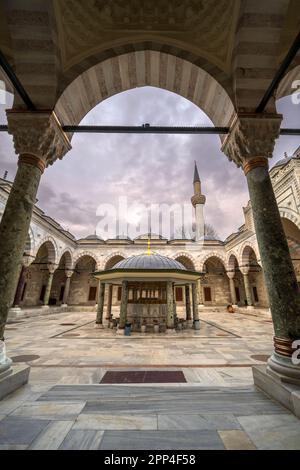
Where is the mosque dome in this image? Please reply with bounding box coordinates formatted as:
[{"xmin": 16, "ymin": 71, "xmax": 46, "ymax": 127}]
[
  {"xmin": 272, "ymin": 150, "xmax": 300, "ymax": 169},
  {"xmin": 111, "ymin": 254, "xmax": 187, "ymax": 271}
]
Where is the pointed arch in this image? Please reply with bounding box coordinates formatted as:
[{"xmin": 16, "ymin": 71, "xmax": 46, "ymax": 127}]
[
  {"xmin": 172, "ymin": 252, "xmax": 196, "ymax": 271},
  {"xmin": 72, "ymin": 251, "xmax": 100, "ymax": 270},
  {"xmin": 199, "ymin": 252, "xmax": 226, "ymax": 272},
  {"xmin": 55, "ymin": 50, "xmax": 234, "ymax": 137},
  {"xmin": 102, "ymin": 252, "xmax": 127, "ymax": 270},
  {"xmin": 226, "ymin": 251, "xmax": 240, "ymax": 272},
  {"xmin": 33, "ymin": 236, "xmax": 58, "ymax": 264},
  {"xmin": 239, "ymin": 241, "xmax": 261, "ymax": 270},
  {"xmin": 58, "ymin": 249, "xmax": 73, "ymax": 270}
]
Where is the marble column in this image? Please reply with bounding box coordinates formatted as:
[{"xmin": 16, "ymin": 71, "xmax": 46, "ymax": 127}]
[
  {"xmin": 242, "ymin": 271, "xmax": 253, "ymax": 308},
  {"xmin": 222, "ymin": 113, "xmax": 300, "ymax": 382},
  {"xmin": 119, "ymin": 280, "xmax": 128, "ymax": 329},
  {"xmin": 62, "ymin": 270, "xmax": 73, "ymax": 306},
  {"xmin": 106, "ymin": 284, "xmax": 113, "ymax": 321},
  {"xmin": 192, "ymin": 283, "xmax": 200, "ymax": 329},
  {"xmin": 95, "ymin": 282, "xmax": 105, "ymax": 327},
  {"xmin": 197, "ymin": 279, "xmax": 204, "ymax": 306},
  {"xmin": 0, "ymin": 111, "xmax": 71, "ymax": 340},
  {"xmin": 166, "ymin": 281, "xmax": 175, "ymax": 330},
  {"xmin": 227, "ymin": 272, "xmax": 237, "ymax": 306},
  {"xmin": 43, "ymin": 264, "xmax": 56, "ymax": 306},
  {"xmin": 185, "ymin": 285, "xmax": 192, "ymax": 321},
  {"xmin": 12, "ymin": 265, "xmax": 27, "ymax": 308}
]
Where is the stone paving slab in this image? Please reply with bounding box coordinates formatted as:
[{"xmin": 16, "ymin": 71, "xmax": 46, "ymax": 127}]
[
  {"xmin": 98, "ymin": 430, "xmax": 225, "ymax": 450},
  {"xmin": 218, "ymin": 430, "xmax": 256, "ymax": 450},
  {"xmin": 73, "ymin": 413, "xmax": 157, "ymax": 430},
  {"xmin": 11, "ymin": 401, "xmax": 85, "ymax": 420},
  {"xmin": 59, "ymin": 430, "xmax": 104, "ymax": 450},
  {"xmin": 29, "ymin": 420, "xmax": 74, "ymax": 450},
  {"xmin": 0, "ymin": 416, "xmax": 50, "ymax": 445},
  {"xmin": 157, "ymin": 413, "xmax": 241, "ymax": 430},
  {"xmin": 237, "ymin": 414, "xmax": 300, "ymax": 450}
]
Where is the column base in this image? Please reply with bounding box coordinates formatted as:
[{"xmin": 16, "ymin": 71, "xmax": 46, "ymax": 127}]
[
  {"xmin": 61, "ymin": 303, "xmax": 68, "ymax": 308},
  {"xmin": 94, "ymin": 323, "xmax": 104, "ymax": 329},
  {"xmin": 232, "ymin": 304, "xmax": 238, "ymax": 309},
  {"xmin": 193, "ymin": 320, "xmax": 201, "ymax": 330},
  {"xmin": 267, "ymin": 352, "xmax": 300, "ymax": 385},
  {"xmin": 166, "ymin": 328, "xmax": 176, "ymax": 335},
  {"xmin": 198, "ymin": 304, "xmax": 204, "ymax": 308},
  {"xmin": 253, "ymin": 364, "xmax": 300, "ymax": 419},
  {"xmin": 0, "ymin": 364, "xmax": 30, "ymax": 401},
  {"xmin": 41, "ymin": 305, "xmax": 50, "ymax": 309},
  {"xmin": 7, "ymin": 307, "xmax": 22, "ymax": 322},
  {"xmin": 0, "ymin": 357, "xmax": 13, "ymax": 375}
]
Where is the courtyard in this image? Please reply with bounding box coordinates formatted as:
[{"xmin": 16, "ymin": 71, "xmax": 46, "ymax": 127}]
[{"xmin": 0, "ymin": 308, "xmax": 299, "ymax": 450}]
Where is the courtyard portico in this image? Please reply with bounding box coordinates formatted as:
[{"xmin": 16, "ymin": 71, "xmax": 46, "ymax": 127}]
[{"xmin": 0, "ymin": 0, "xmax": 300, "ymax": 442}]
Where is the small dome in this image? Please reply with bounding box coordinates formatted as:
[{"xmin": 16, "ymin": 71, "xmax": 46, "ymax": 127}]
[
  {"xmin": 273, "ymin": 153, "xmax": 300, "ymax": 169},
  {"xmin": 111, "ymin": 254, "xmax": 187, "ymax": 270},
  {"xmin": 135, "ymin": 233, "xmax": 167, "ymax": 240},
  {"xmin": 85, "ymin": 234, "xmax": 103, "ymax": 241}
]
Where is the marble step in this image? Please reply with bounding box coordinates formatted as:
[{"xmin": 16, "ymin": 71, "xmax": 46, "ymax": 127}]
[{"xmin": 38, "ymin": 384, "xmax": 286, "ymax": 416}]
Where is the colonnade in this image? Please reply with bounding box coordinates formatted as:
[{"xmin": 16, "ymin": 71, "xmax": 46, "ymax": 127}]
[{"xmin": 0, "ymin": 111, "xmax": 299, "ymax": 381}]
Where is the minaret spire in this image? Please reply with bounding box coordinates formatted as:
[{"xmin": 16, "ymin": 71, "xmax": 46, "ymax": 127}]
[
  {"xmin": 193, "ymin": 161, "xmax": 201, "ymax": 195},
  {"xmin": 191, "ymin": 161, "xmax": 206, "ymax": 242}
]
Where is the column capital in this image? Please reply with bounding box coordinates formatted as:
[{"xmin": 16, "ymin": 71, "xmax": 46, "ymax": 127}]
[
  {"xmin": 47, "ymin": 263, "xmax": 57, "ymax": 274},
  {"xmin": 241, "ymin": 268, "xmax": 250, "ymax": 276},
  {"xmin": 226, "ymin": 271, "xmax": 235, "ymax": 279},
  {"xmin": 221, "ymin": 113, "xmax": 282, "ymax": 170},
  {"xmin": 65, "ymin": 270, "xmax": 73, "ymax": 278},
  {"xmin": 6, "ymin": 110, "xmax": 71, "ymax": 170},
  {"xmin": 22, "ymin": 254, "xmax": 35, "ymax": 267}
]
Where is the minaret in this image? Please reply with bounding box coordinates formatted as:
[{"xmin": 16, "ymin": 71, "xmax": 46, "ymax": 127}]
[{"xmin": 191, "ymin": 161, "xmax": 206, "ymax": 241}]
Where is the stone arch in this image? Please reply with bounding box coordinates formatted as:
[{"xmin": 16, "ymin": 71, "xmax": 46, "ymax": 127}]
[
  {"xmin": 55, "ymin": 50, "xmax": 234, "ymax": 136},
  {"xmin": 33, "ymin": 237, "xmax": 58, "ymax": 264},
  {"xmin": 199, "ymin": 252, "xmax": 226, "ymax": 272},
  {"xmin": 239, "ymin": 242, "xmax": 261, "ymax": 271},
  {"xmin": 279, "ymin": 209, "xmax": 300, "ymax": 231},
  {"xmin": 24, "ymin": 226, "xmax": 35, "ymax": 256},
  {"xmin": 57, "ymin": 249, "xmax": 73, "ymax": 270},
  {"xmin": 72, "ymin": 251, "xmax": 100, "ymax": 270},
  {"xmin": 172, "ymin": 252, "xmax": 196, "ymax": 271},
  {"xmin": 277, "ymin": 65, "xmax": 300, "ymax": 101},
  {"xmin": 103, "ymin": 252, "xmax": 127, "ymax": 270},
  {"xmin": 226, "ymin": 252, "xmax": 240, "ymax": 273}
]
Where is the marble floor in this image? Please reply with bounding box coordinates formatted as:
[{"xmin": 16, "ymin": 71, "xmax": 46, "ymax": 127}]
[{"xmin": 1, "ymin": 308, "xmax": 299, "ymax": 450}]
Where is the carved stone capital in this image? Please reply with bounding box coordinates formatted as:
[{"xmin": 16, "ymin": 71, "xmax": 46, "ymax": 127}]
[
  {"xmin": 22, "ymin": 254, "xmax": 35, "ymax": 268},
  {"xmin": 65, "ymin": 270, "xmax": 73, "ymax": 278},
  {"xmin": 241, "ymin": 268, "xmax": 250, "ymax": 276},
  {"xmin": 222, "ymin": 113, "xmax": 282, "ymax": 169},
  {"xmin": 47, "ymin": 263, "xmax": 57, "ymax": 274},
  {"xmin": 226, "ymin": 271, "xmax": 235, "ymax": 280},
  {"xmin": 6, "ymin": 111, "xmax": 71, "ymax": 167}
]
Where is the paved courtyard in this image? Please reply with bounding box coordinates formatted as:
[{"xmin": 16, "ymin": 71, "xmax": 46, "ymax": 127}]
[{"xmin": 0, "ymin": 308, "xmax": 299, "ymax": 450}]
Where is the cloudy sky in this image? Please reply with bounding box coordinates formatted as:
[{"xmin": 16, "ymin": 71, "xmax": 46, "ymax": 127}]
[{"xmin": 0, "ymin": 87, "xmax": 299, "ymax": 241}]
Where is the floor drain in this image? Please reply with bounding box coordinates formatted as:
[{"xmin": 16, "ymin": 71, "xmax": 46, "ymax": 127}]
[
  {"xmin": 60, "ymin": 323, "xmax": 76, "ymax": 326},
  {"xmin": 11, "ymin": 354, "xmax": 40, "ymax": 363},
  {"xmin": 251, "ymin": 354, "xmax": 270, "ymax": 362},
  {"xmin": 100, "ymin": 370, "xmax": 186, "ymax": 384}
]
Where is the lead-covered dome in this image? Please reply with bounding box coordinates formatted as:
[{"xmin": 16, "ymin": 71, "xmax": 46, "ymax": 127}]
[{"xmin": 112, "ymin": 254, "xmax": 187, "ymax": 270}]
